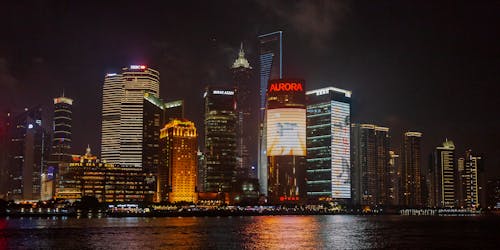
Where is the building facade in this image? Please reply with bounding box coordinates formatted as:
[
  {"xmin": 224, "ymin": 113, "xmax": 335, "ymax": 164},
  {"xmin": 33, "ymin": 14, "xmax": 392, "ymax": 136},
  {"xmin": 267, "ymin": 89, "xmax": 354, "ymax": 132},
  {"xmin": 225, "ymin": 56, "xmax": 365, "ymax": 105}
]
[
  {"xmin": 430, "ymin": 139, "xmax": 456, "ymax": 208},
  {"xmin": 401, "ymin": 131, "xmax": 423, "ymax": 207},
  {"xmin": 203, "ymin": 86, "xmax": 238, "ymax": 193},
  {"xmin": 258, "ymin": 31, "xmax": 283, "ymax": 195},
  {"xmin": 159, "ymin": 119, "xmax": 197, "ymax": 203},
  {"xmin": 101, "ymin": 73, "xmax": 123, "ymax": 164},
  {"xmin": 266, "ymin": 79, "xmax": 306, "ymax": 203},
  {"xmin": 50, "ymin": 95, "xmax": 73, "ymax": 163},
  {"xmin": 306, "ymin": 87, "xmax": 351, "ymax": 202},
  {"xmin": 351, "ymin": 124, "xmax": 390, "ymax": 207},
  {"xmin": 464, "ymin": 150, "xmax": 484, "ymax": 209}
]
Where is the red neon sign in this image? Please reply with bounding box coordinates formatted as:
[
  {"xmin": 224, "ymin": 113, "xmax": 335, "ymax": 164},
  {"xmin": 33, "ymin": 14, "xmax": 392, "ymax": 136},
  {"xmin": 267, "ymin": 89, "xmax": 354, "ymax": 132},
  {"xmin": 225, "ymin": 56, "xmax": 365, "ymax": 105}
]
[{"xmin": 269, "ymin": 82, "xmax": 303, "ymax": 92}]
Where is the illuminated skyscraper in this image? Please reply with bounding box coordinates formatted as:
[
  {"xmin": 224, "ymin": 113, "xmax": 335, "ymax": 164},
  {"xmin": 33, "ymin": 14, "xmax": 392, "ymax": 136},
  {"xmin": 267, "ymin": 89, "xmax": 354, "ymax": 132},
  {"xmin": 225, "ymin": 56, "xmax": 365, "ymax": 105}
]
[
  {"xmin": 351, "ymin": 124, "xmax": 390, "ymax": 207},
  {"xmin": 101, "ymin": 73, "xmax": 123, "ymax": 164},
  {"xmin": 258, "ymin": 31, "xmax": 283, "ymax": 195},
  {"xmin": 430, "ymin": 139, "xmax": 456, "ymax": 208},
  {"xmin": 142, "ymin": 93, "xmax": 164, "ymax": 174},
  {"xmin": 120, "ymin": 65, "xmax": 160, "ymax": 167},
  {"xmin": 401, "ymin": 131, "xmax": 423, "ymax": 207},
  {"xmin": 463, "ymin": 150, "xmax": 484, "ymax": 209},
  {"xmin": 231, "ymin": 42, "xmax": 253, "ymax": 180},
  {"xmin": 50, "ymin": 94, "xmax": 73, "ymax": 163},
  {"xmin": 159, "ymin": 119, "xmax": 198, "ymax": 203},
  {"xmin": 266, "ymin": 79, "xmax": 306, "ymax": 202},
  {"xmin": 388, "ymin": 151, "xmax": 400, "ymax": 206},
  {"xmin": 101, "ymin": 65, "xmax": 160, "ymax": 168},
  {"xmin": 306, "ymin": 87, "xmax": 352, "ymax": 202},
  {"xmin": 204, "ymin": 86, "xmax": 238, "ymax": 193}
]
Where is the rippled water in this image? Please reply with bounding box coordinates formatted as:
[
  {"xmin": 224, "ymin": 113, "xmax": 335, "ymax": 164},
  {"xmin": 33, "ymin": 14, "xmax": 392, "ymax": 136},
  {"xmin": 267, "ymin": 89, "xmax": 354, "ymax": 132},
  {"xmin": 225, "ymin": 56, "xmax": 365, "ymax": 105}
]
[{"xmin": 0, "ymin": 215, "xmax": 498, "ymax": 249}]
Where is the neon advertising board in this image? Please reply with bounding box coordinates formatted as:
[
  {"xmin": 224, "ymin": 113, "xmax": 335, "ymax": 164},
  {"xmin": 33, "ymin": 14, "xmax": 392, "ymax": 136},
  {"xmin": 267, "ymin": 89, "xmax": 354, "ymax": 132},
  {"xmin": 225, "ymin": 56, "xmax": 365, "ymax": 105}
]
[{"xmin": 330, "ymin": 100, "xmax": 351, "ymax": 199}]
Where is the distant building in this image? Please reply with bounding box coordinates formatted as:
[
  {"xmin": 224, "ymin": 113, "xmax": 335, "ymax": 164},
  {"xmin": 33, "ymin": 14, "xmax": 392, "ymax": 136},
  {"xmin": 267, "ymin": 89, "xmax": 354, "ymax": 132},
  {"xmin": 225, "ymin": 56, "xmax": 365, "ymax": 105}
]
[
  {"xmin": 486, "ymin": 178, "xmax": 500, "ymax": 209},
  {"xmin": 388, "ymin": 151, "xmax": 400, "ymax": 206},
  {"xmin": 56, "ymin": 146, "xmax": 155, "ymax": 203},
  {"xmin": 142, "ymin": 93, "xmax": 164, "ymax": 175},
  {"xmin": 401, "ymin": 131, "xmax": 423, "ymax": 207},
  {"xmin": 158, "ymin": 119, "xmax": 198, "ymax": 203},
  {"xmin": 463, "ymin": 150, "xmax": 484, "ymax": 209},
  {"xmin": 50, "ymin": 94, "xmax": 73, "ymax": 164},
  {"xmin": 258, "ymin": 31, "xmax": 283, "ymax": 195},
  {"xmin": 0, "ymin": 111, "xmax": 12, "ymax": 198},
  {"xmin": 351, "ymin": 124, "xmax": 390, "ymax": 207},
  {"xmin": 203, "ymin": 86, "xmax": 238, "ymax": 193},
  {"xmin": 430, "ymin": 139, "xmax": 456, "ymax": 208},
  {"xmin": 5, "ymin": 106, "xmax": 49, "ymax": 201},
  {"xmin": 266, "ymin": 79, "xmax": 306, "ymax": 203},
  {"xmin": 101, "ymin": 73, "xmax": 123, "ymax": 164},
  {"xmin": 306, "ymin": 87, "xmax": 352, "ymax": 202},
  {"xmin": 232, "ymin": 42, "xmax": 253, "ymax": 181}
]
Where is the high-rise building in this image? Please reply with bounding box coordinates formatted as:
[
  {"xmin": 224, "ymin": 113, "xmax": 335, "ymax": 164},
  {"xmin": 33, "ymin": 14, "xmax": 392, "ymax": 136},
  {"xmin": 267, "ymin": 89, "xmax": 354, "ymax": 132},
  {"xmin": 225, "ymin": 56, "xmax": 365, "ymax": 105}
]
[
  {"xmin": 6, "ymin": 107, "xmax": 49, "ymax": 201},
  {"xmin": 142, "ymin": 93, "xmax": 164, "ymax": 174},
  {"xmin": 388, "ymin": 151, "xmax": 400, "ymax": 206},
  {"xmin": 101, "ymin": 73, "xmax": 123, "ymax": 164},
  {"xmin": 456, "ymin": 157, "xmax": 466, "ymax": 207},
  {"xmin": 351, "ymin": 124, "xmax": 390, "ymax": 207},
  {"xmin": 430, "ymin": 139, "xmax": 456, "ymax": 208},
  {"xmin": 120, "ymin": 65, "xmax": 160, "ymax": 167},
  {"xmin": 159, "ymin": 119, "xmax": 198, "ymax": 203},
  {"xmin": 258, "ymin": 31, "xmax": 283, "ymax": 195},
  {"xmin": 164, "ymin": 100, "xmax": 184, "ymax": 122},
  {"xmin": 401, "ymin": 131, "xmax": 423, "ymax": 207},
  {"xmin": 50, "ymin": 95, "xmax": 73, "ymax": 163},
  {"xmin": 0, "ymin": 110, "xmax": 12, "ymax": 198},
  {"xmin": 266, "ymin": 79, "xmax": 306, "ymax": 202},
  {"xmin": 101, "ymin": 65, "xmax": 160, "ymax": 168},
  {"xmin": 463, "ymin": 150, "xmax": 484, "ymax": 209},
  {"xmin": 203, "ymin": 86, "xmax": 238, "ymax": 193},
  {"xmin": 232, "ymin": 42, "xmax": 253, "ymax": 180},
  {"xmin": 306, "ymin": 87, "xmax": 351, "ymax": 202}
]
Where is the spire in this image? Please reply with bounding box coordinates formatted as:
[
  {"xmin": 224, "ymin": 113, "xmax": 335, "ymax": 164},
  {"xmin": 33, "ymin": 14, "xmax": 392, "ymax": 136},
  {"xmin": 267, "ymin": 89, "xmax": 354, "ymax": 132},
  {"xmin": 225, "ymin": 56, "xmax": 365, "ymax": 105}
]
[
  {"xmin": 231, "ymin": 42, "xmax": 252, "ymax": 69},
  {"xmin": 85, "ymin": 144, "xmax": 91, "ymax": 156},
  {"xmin": 62, "ymin": 89, "xmax": 65, "ymax": 97}
]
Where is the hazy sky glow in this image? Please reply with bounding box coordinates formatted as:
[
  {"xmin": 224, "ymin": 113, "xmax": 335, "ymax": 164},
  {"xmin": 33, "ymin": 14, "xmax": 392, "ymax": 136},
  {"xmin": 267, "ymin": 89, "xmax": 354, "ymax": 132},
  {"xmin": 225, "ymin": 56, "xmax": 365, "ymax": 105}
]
[{"xmin": 0, "ymin": 0, "xmax": 498, "ymax": 177}]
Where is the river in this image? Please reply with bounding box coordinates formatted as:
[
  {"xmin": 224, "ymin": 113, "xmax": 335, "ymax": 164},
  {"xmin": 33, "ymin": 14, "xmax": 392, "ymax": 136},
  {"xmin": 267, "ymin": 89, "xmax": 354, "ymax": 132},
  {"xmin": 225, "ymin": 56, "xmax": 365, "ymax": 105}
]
[{"xmin": 0, "ymin": 215, "xmax": 498, "ymax": 249}]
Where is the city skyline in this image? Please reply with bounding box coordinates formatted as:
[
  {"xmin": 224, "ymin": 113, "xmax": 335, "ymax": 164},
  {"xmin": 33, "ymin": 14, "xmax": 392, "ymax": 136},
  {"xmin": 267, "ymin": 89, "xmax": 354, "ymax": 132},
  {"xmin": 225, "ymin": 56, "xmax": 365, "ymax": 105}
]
[{"xmin": 0, "ymin": 1, "xmax": 498, "ymax": 181}]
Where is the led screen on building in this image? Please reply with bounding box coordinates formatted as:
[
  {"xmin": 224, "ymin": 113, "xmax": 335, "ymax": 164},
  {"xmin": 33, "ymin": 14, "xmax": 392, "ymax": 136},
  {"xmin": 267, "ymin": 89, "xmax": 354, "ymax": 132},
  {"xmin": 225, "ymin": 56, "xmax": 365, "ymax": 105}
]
[
  {"xmin": 267, "ymin": 108, "xmax": 306, "ymax": 156},
  {"xmin": 330, "ymin": 100, "xmax": 351, "ymax": 199}
]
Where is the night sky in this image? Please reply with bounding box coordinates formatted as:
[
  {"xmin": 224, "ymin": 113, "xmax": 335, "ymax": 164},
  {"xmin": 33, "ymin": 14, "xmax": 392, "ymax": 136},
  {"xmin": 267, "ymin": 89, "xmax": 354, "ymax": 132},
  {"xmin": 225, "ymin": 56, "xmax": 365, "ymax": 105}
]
[{"xmin": 1, "ymin": 1, "xmax": 499, "ymax": 178}]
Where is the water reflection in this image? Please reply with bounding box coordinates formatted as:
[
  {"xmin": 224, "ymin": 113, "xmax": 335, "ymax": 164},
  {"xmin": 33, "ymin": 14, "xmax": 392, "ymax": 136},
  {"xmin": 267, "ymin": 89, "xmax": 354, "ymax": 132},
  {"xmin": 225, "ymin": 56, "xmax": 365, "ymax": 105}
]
[{"xmin": 0, "ymin": 215, "xmax": 498, "ymax": 249}]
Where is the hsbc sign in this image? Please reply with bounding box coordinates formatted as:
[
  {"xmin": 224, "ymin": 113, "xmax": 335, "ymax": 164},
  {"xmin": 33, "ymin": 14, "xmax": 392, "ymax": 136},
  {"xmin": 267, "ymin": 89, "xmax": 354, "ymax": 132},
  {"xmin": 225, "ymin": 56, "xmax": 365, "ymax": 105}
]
[{"xmin": 269, "ymin": 82, "xmax": 304, "ymax": 92}]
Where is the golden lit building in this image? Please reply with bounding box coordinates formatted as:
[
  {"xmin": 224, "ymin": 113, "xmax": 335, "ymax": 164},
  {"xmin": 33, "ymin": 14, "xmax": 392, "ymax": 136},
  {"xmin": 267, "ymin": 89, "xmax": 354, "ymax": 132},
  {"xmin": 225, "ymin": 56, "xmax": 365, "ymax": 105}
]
[{"xmin": 159, "ymin": 119, "xmax": 198, "ymax": 203}]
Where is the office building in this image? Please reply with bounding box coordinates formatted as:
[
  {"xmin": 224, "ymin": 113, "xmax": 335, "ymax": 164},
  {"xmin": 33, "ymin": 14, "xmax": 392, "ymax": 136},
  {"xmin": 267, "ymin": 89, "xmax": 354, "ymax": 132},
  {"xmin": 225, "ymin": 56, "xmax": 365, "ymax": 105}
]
[
  {"xmin": 203, "ymin": 86, "xmax": 238, "ymax": 193},
  {"xmin": 5, "ymin": 106, "xmax": 49, "ymax": 201},
  {"xmin": 351, "ymin": 124, "xmax": 390, "ymax": 207},
  {"xmin": 401, "ymin": 131, "xmax": 423, "ymax": 207},
  {"xmin": 159, "ymin": 119, "xmax": 198, "ymax": 203},
  {"xmin": 0, "ymin": 111, "xmax": 12, "ymax": 198},
  {"xmin": 388, "ymin": 151, "xmax": 400, "ymax": 206},
  {"xmin": 50, "ymin": 94, "xmax": 73, "ymax": 163},
  {"xmin": 101, "ymin": 73, "xmax": 123, "ymax": 164},
  {"xmin": 258, "ymin": 31, "xmax": 283, "ymax": 195},
  {"xmin": 232, "ymin": 42, "xmax": 253, "ymax": 180},
  {"xmin": 464, "ymin": 150, "xmax": 484, "ymax": 209},
  {"xmin": 306, "ymin": 87, "xmax": 352, "ymax": 202},
  {"xmin": 101, "ymin": 65, "xmax": 160, "ymax": 168},
  {"xmin": 266, "ymin": 79, "xmax": 306, "ymax": 202},
  {"xmin": 164, "ymin": 100, "xmax": 184, "ymax": 122},
  {"xmin": 142, "ymin": 93, "xmax": 164, "ymax": 174},
  {"xmin": 430, "ymin": 139, "xmax": 456, "ymax": 208}
]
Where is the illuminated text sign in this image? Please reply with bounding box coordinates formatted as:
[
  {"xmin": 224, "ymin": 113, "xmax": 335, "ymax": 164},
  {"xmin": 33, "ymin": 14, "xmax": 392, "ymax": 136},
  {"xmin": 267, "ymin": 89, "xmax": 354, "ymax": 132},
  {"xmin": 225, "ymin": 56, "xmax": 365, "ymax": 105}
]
[{"xmin": 269, "ymin": 82, "xmax": 303, "ymax": 92}]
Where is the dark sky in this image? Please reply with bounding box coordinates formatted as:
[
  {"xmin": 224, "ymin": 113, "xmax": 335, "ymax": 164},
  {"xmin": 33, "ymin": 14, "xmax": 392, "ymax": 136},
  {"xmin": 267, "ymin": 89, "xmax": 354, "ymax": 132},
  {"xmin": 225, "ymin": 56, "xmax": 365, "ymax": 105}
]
[{"xmin": 1, "ymin": 1, "xmax": 499, "ymax": 178}]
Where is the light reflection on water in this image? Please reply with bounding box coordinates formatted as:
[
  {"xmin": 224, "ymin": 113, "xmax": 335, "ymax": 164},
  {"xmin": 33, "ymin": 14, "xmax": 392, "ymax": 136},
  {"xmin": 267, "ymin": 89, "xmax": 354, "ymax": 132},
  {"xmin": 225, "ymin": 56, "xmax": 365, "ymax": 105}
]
[{"xmin": 0, "ymin": 215, "xmax": 498, "ymax": 249}]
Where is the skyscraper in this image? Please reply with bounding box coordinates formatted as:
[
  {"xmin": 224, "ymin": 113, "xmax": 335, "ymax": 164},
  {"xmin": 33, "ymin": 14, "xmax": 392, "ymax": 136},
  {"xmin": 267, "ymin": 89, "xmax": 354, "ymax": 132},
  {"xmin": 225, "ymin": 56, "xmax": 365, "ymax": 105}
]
[
  {"xmin": 464, "ymin": 150, "xmax": 484, "ymax": 209},
  {"xmin": 120, "ymin": 65, "xmax": 160, "ymax": 167},
  {"xmin": 159, "ymin": 119, "xmax": 198, "ymax": 203},
  {"xmin": 388, "ymin": 151, "xmax": 400, "ymax": 206},
  {"xmin": 266, "ymin": 79, "xmax": 306, "ymax": 202},
  {"xmin": 204, "ymin": 86, "xmax": 238, "ymax": 193},
  {"xmin": 306, "ymin": 87, "xmax": 352, "ymax": 202},
  {"xmin": 401, "ymin": 131, "xmax": 423, "ymax": 207},
  {"xmin": 101, "ymin": 73, "xmax": 123, "ymax": 164},
  {"xmin": 258, "ymin": 31, "xmax": 283, "ymax": 195},
  {"xmin": 232, "ymin": 42, "xmax": 253, "ymax": 180},
  {"xmin": 351, "ymin": 124, "xmax": 390, "ymax": 207},
  {"xmin": 142, "ymin": 93, "xmax": 164, "ymax": 174},
  {"xmin": 164, "ymin": 100, "xmax": 184, "ymax": 122},
  {"xmin": 100, "ymin": 65, "xmax": 160, "ymax": 168},
  {"xmin": 50, "ymin": 94, "xmax": 73, "ymax": 164},
  {"xmin": 430, "ymin": 139, "xmax": 456, "ymax": 208},
  {"xmin": 6, "ymin": 106, "xmax": 49, "ymax": 201}
]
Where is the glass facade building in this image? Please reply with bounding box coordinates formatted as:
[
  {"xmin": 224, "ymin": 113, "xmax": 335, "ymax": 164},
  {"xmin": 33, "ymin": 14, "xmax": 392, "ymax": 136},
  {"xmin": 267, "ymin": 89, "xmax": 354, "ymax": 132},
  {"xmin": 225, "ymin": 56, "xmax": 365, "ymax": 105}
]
[
  {"xmin": 258, "ymin": 31, "xmax": 282, "ymax": 195},
  {"xmin": 306, "ymin": 87, "xmax": 352, "ymax": 201},
  {"xmin": 401, "ymin": 131, "xmax": 423, "ymax": 207},
  {"xmin": 203, "ymin": 86, "xmax": 238, "ymax": 193},
  {"xmin": 430, "ymin": 139, "xmax": 456, "ymax": 208}
]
